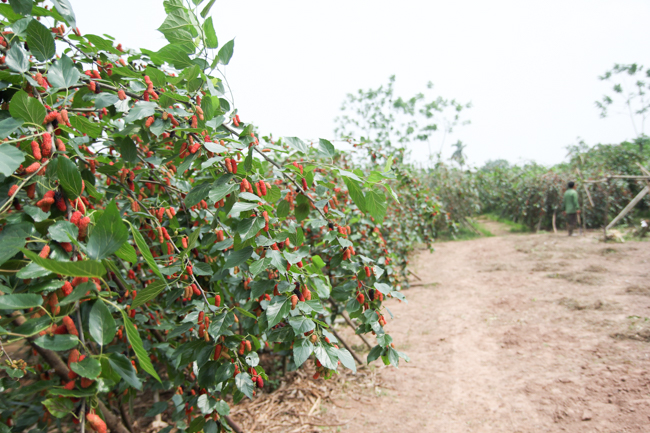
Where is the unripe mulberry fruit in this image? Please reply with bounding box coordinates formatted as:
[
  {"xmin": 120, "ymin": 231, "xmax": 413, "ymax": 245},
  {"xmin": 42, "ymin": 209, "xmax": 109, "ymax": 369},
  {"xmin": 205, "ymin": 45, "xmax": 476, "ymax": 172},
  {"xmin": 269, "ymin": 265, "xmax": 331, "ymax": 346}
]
[
  {"xmin": 62, "ymin": 317, "xmax": 78, "ymax": 337},
  {"xmin": 290, "ymin": 294, "xmax": 298, "ymax": 310},
  {"xmin": 117, "ymin": 90, "xmax": 127, "ymax": 100},
  {"xmin": 145, "ymin": 116, "xmax": 154, "ymax": 128}
]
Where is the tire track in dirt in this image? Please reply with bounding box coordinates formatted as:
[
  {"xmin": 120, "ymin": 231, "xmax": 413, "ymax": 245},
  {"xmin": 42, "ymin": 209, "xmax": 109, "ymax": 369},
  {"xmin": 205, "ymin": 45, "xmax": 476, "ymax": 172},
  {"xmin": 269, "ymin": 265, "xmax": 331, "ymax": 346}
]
[{"xmin": 322, "ymin": 228, "xmax": 650, "ymax": 433}]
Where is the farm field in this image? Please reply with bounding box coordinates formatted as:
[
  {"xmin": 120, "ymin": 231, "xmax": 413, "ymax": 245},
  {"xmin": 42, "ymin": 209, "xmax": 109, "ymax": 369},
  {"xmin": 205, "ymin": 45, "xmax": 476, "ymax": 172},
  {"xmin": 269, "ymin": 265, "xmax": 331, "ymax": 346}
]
[{"xmin": 318, "ymin": 223, "xmax": 650, "ymax": 433}]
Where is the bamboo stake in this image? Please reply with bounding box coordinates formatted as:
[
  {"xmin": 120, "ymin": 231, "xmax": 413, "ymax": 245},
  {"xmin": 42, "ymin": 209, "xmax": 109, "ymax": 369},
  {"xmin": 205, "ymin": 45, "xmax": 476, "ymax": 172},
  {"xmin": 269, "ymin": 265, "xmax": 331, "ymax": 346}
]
[{"xmin": 552, "ymin": 211, "xmax": 557, "ymax": 234}]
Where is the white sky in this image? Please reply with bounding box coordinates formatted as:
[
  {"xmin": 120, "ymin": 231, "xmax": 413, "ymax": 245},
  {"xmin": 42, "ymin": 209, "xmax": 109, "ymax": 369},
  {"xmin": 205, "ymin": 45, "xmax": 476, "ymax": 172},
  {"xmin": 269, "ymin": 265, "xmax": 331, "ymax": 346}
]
[{"xmin": 74, "ymin": 0, "xmax": 650, "ymax": 168}]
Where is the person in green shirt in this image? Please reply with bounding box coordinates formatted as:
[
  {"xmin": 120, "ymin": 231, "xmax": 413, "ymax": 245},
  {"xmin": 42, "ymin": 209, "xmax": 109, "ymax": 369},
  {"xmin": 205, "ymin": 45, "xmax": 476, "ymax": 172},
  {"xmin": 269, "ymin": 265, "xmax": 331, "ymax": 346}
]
[{"xmin": 563, "ymin": 181, "xmax": 580, "ymax": 236}]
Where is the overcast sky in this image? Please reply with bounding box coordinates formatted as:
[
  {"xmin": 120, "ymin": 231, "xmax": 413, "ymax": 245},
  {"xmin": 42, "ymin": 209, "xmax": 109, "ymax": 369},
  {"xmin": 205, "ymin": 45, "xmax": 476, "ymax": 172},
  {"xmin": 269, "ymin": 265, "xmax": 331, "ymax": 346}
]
[{"xmin": 74, "ymin": 0, "xmax": 650, "ymax": 168}]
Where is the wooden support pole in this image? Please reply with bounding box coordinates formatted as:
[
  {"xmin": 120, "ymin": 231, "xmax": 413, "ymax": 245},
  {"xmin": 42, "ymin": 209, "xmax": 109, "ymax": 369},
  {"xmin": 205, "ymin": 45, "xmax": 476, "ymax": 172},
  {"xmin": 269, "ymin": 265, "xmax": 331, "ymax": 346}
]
[
  {"xmin": 605, "ymin": 185, "xmax": 649, "ymax": 230},
  {"xmin": 603, "ymin": 180, "xmax": 610, "ymax": 239},
  {"xmin": 552, "ymin": 211, "xmax": 557, "ymax": 234}
]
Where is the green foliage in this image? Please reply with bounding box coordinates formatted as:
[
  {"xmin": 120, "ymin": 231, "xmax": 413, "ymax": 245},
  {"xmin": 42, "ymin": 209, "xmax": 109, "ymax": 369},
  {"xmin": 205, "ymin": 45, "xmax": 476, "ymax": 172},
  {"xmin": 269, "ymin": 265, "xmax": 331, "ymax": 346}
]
[{"xmin": 0, "ymin": 2, "xmax": 430, "ymax": 432}]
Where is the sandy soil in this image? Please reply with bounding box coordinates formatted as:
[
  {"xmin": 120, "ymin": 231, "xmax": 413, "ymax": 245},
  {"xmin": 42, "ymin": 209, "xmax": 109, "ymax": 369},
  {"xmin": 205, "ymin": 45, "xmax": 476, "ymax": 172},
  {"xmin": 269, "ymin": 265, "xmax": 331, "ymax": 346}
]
[{"xmin": 321, "ymin": 226, "xmax": 650, "ymax": 433}]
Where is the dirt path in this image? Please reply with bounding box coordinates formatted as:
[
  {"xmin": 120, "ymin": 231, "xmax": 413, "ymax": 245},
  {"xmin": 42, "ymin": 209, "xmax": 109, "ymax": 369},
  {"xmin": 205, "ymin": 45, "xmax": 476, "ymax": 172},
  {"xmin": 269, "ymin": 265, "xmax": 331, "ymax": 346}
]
[{"xmin": 323, "ymin": 228, "xmax": 650, "ymax": 432}]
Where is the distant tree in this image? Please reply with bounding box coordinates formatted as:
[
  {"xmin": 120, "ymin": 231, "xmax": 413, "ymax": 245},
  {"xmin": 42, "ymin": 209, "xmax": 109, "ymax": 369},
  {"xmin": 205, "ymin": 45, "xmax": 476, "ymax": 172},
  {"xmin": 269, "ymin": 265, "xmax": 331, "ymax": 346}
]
[
  {"xmin": 596, "ymin": 63, "xmax": 650, "ymax": 151},
  {"xmin": 335, "ymin": 76, "xmax": 471, "ymax": 164}
]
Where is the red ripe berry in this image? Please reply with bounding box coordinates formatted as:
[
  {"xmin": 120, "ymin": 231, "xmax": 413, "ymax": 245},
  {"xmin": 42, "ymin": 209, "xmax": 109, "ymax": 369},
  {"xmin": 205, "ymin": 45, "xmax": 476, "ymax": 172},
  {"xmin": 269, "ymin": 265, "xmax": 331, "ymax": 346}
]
[
  {"xmin": 63, "ymin": 380, "xmax": 75, "ymax": 390},
  {"xmin": 39, "ymin": 245, "xmax": 51, "ymax": 259},
  {"xmin": 214, "ymin": 294, "xmax": 221, "ymax": 307},
  {"xmin": 245, "ymin": 340, "xmax": 252, "ymax": 352},
  {"xmin": 198, "ymin": 311, "xmax": 205, "ymax": 324},
  {"xmin": 182, "ymin": 237, "xmax": 188, "ymax": 249},
  {"xmin": 259, "ymin": 180, "xmax": 267, "ymax": 196},
  {"xmin": 25, "ymin": 162, "xmax": 41, "ymax": 174},
  {"xmin": 365, "ymin": 266, "xmax": 372, "ymax": 278},
  {"xmin": 256, "ymin": 376, "xmax": 264, "ymax": 388},
  {"xmin": 55, "ymin": 195, "xmax": 67, "ymax": 212},
  {"xmin": 61, "ymin": 281, "xmax": 73, "ymax": 296},
  {"xmin": 301, "ymin": 177, "xmax": 308, "ymax": 190},
  {"xmin": 31, "ymin": 140, "xmax": 41, "ymax": 160},
  {"xmin": 191, "ymin": 115, "xmax": 197, "ymax": 128},
  {"xmin": 356, "ymin": 293, "xmax": 365, "ymax": 304},
  {"xmin": 117, "ymin": 90, "xmax": 127, "ymax": 100},
  {"xmin": 8, "ymin": 184, "xmax": 18, "ymax": 197},
  {"xmin": 26, "ymin": 183, "xmax": 36, "ymax": 199},
  {"xmin": 296, "ymin": 260, "xmax": 303, "ymax": 268},
  {"xmin": 186, "ymin": 265, "xmax": 193, "ymax": 276},
  {"xmin": 214, "ymin": 344, "xmax": 222, "ymax": 360},
  {"xmin": 145, "ymin": 116, "xmax": 155, "ymax": 128},
  {"xmin": 87, "ymin": 413, "xmax": 107, "ymax": 433},
  {"xmin": 290, "ymin": 294, "xmax": 298, "ymax": 310},
  {"xmin": 192, "ymin": 284, "xmax": 201, "ymax": 296}
]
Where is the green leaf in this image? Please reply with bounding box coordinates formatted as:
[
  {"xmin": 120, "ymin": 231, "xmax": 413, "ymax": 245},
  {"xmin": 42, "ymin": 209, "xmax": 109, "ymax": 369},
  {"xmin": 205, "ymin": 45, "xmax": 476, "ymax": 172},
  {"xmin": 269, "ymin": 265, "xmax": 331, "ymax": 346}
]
[
  {"xmin": 48, "ymin": 221, "xmax": 78, "ymax": 243},
  {"xmin": 9, "ymin": 0, "xmax": 32, "ymax": 15},
  {"xmin": 89, "ymin": 300, "xmax": 116, "ymax": 346},
  {"xmin": 217, "ymin": 39, "xmax": 235, "ymax": 65},
  {"xmin": 121, "ymin": 310, "xmax": 161, "ymax": 383},
  {"xmin": 293, "ymin": 337, "xmax": 313, "ymax": 367},
  {"xmin": 131, "ymin": 279, "xmax": 166, "ymax": 308},
  {"xmin": 185, "ymin": 182, "xmax": 213, "ymax": 208},
  {"xmin": 87, "ymin": 200, "xmax": 128, "ymax": 260},
  {"xmin": 235, "ymin": 372, "xmax": 254, "ymax": 399},
  {"xmin": 223, "ymin": 246, "xmax": 253, "ymax": 269},
  {"xmin": 365, "ymin": 190, "xmax": 387, "ymax": 223},
  {"xmin": 26, "ymin": 19, "xmax": 55, "ymax": 61},
  {"xmin": 6, "ymin": 43, "xmax": 29, "ymax": 73},
  {"xmin": 21, "ymin": 248, "xmax": 106, "ymax": 278},
  {"xmin": 266, "ymin": 296, "xmax": 290, "ymax": 328},
  {"xmin": 318, "ymin": 138, "xmax": 336, "ymax": 158},
  {"xmin": 158, "ymin": 9, "xmax": 197, "ymax": 45},
  {"xmin": 284, "ymin": 137, "xmax": 308, "ymax": 153},
  {"xmin": 57, "ymin": 156, "xmax": 83, "ymax": 200},
  {"xmin": 69, "ymin": 115, "xmax": 101, "ymax": 138},
  {"xmin": 117, "ymin": 136, "xmax": 137, "ymax": 164},
  {"xmin": 130, "ymin": 226, "xmax": 164, "ymax": 280},
  {"xmin": 367, "ymin": 345, "xmax": 383, "ymax": 363},
  {"xmin": 0, "ymin": 143, "xmax": 25, "ymax": 176},
  {"xmin": 34, "ymin": 334, "xmax": 79, "ymax": 351},
  {"xmin": 343, "ymin": 177, "xmax": 366, "ymax": 212},
  {"xmin": 94, "ymin": 93, "xmax": 119, "ymax": 109},
  {"xmin": 336, "ymin": 348, "xmax": 356, "ymax": 372},
  {"xmin": 200, "ymin": 0, "xmax": 216, "ymax": 17},
  {"xmin": 9, "ymin": 90, "xmax": 46, "ymax": 125},
  {"xmin": 123, "ymin": 101, "xmax": 157, "ymax": 123},
  {"xmin": 43, "ymin": 397, "xmax": 73, "ymax": 418},
  {"xmin": 144, "ymin": 66, "xmax": 166, "ymax": 87},
  {"xmin": 108, "ymin": 353, "xmax": 142, "ymax": 390},
  {"xmin": 314, "ymin": 344, "xmax": 338, "ymax": 370},
  {"xmin": 114, "ymin": 241, "xmax": 137, "ymax": 263},
  {"xmin": 156, "ymin": 44, "xmax": 194, "ymax": 69},
  {"xmin": 51, "ymin": 0, "xmax": 76, "ymax": 28},
  {"xmin": 203, "ymin": 16, "xmax": 218, "ymax": 49},
  {"xmin": 0, "ymin": 117, "xmax": 24, "ymax": 139},
  {"xmin": 197, "ymin": 394, "xmax": 218, "ymax": 415},
  {"xmin": 0, "ymin": 293, "xmax": 42, "ymax": 309},
  {"xmin": 48, "ymin": 55, "xmax": 80, "ymax": 88},
  {"xmin": 208, "ymin": 182, "xmax": 236, "ymax": 203},
  {"xmin": 70, "ymin": 356, "xmax": 101, "ymax": 379}
]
